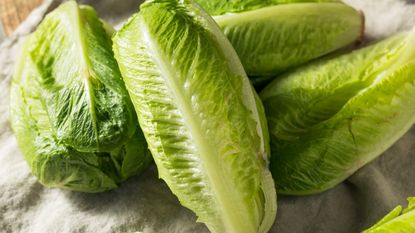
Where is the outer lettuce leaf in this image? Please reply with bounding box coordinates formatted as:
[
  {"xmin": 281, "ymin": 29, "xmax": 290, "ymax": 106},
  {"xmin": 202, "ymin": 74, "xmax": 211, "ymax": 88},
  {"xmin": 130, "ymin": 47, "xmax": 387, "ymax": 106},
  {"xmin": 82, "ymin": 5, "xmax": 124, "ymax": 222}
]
[
  {"xmin": 212, "ymin": 2, "xmax": 363, "ymax": 78},
  {"xmin": 113, "ymin": 0, "xmax": 276, "ymax": 232},
  {"xmin": 261, "ymin": 30, "xmax": 415, "ymax": 195},
  {"xmin": 195, "ymin": 0, "xmax": 341, "ymax": 15},
  {"xmin": 10, "ymin": 1, "xmax": 151, "ymax": 193},
  {"xmin": 362, "ymin": 197, "xmax": 415, "ymax": 233}
]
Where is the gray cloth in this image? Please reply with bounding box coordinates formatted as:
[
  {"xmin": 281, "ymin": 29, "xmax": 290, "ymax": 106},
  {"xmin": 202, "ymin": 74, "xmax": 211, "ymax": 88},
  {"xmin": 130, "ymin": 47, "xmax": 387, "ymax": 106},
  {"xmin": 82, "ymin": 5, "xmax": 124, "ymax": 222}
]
[{"xmin": 1, "ymin": 0, "xmax": 415, "ymax": 232}]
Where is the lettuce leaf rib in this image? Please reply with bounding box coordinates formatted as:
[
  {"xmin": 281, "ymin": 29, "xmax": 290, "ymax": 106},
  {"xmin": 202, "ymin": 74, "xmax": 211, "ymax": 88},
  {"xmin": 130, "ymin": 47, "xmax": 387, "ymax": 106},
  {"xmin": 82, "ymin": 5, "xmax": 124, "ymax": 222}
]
[{"xmin": 113, "ymin": 0, "xmax": 276, "ymax": 232}]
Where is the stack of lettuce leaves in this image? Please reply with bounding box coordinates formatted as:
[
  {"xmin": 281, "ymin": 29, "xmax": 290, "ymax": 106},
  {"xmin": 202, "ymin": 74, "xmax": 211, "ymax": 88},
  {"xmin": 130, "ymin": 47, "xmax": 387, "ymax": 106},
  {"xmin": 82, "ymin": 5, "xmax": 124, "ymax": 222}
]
[{"xmin": 10, "ymin": 0, "xmax": 415, "ymax": 232}]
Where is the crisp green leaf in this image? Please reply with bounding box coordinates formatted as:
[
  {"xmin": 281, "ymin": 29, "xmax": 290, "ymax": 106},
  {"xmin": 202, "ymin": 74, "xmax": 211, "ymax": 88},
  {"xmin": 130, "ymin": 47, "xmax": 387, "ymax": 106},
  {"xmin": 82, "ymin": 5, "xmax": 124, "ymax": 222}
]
[
  {"xmin": 113, "ymin": 0, "xmax": 276, "ymax": 232},
  {"xmin": 261, "ymin": 30, "xmax": 415, "ymax": 195},
  {"xmin": 213, "ymin": 2, "xmax": 363, "ymax": 77},
  {"xmin": 10, "ymin": 1, "xmax": 151, "ymax": 192},
  {"xmin": 404, "ymin": 197, "xmax": 415, "ymax": 213},
  {"xmin": 362, "ymin": 198, "xmax": 415, "ymax": 233}
]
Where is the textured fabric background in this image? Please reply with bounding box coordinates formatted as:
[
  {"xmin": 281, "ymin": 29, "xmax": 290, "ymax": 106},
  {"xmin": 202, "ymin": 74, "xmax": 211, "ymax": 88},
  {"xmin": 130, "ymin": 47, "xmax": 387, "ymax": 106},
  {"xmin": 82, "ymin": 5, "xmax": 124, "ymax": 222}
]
[{"xmin": 1, "ymin": 0, "xmax": 415, "ymax": 232}]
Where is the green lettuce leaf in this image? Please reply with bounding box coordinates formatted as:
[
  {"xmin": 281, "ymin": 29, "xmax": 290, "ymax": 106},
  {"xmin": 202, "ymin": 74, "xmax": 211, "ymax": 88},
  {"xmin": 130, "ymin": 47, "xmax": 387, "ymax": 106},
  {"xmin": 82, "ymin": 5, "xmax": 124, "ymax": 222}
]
[
  {"xmin": 195, "ymin": 1, "xmax": 362, "ymax": 81},
  {"xmin": 10, "ymin": 1, "xmax": 151, "ymax": 193},
  {"xmin": 261, "ymin": 30, "xmax": 415, "ymax": 195},
  {"xmin": 113, "ymin": 0, "xmax": 277, "ymax": 232},
  {"xmin": 196, "ymin": 0, "xmax": 341, "ymax": 15},
  {"xmin": 362, "ymin": 197, "xmax": 415, "ymax": 233}
]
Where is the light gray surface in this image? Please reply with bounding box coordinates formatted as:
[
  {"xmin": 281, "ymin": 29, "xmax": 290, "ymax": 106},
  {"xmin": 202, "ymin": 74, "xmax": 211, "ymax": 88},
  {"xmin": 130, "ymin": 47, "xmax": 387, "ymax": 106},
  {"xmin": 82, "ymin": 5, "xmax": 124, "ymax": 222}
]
[{"xmin": 1, "ymin": 0, "xmax": 415, "ymax": 232}]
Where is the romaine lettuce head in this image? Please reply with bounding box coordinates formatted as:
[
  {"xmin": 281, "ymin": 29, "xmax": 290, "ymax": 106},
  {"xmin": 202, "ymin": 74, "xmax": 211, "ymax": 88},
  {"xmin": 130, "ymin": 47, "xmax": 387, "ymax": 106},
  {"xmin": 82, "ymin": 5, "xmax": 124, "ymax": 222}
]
[
  {"xmin": 10, "ymin": 1, "xmax": 152, "ymax": 193},
  {"xmin": 362, "ymin": 197, "xmax": 415, "ymax": 233},
  {"xmin": 261, "ymin": 30, "xmax": 415, "ymax": 195},
  {"xmin": 113, "ymin": 0, "xmax": 277, "ymax": 232},
  {"xmin": 195, "ymin": 0, "xmax": 363, "ymax": 83}
]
